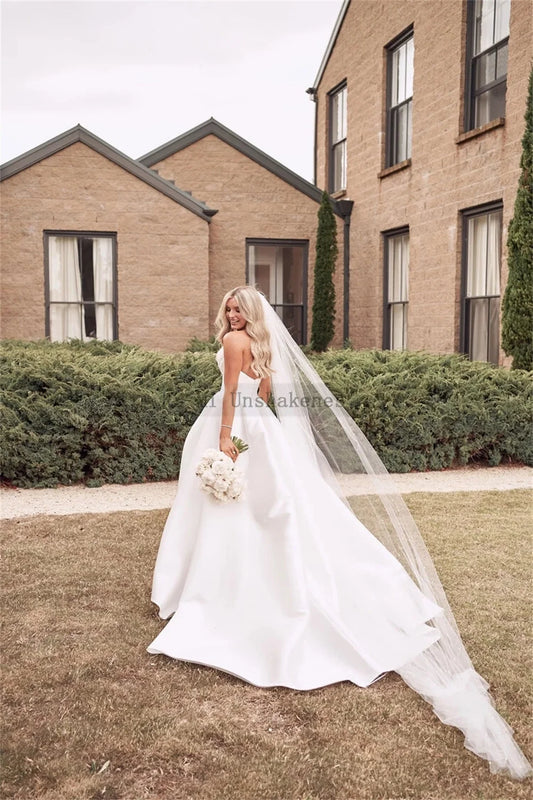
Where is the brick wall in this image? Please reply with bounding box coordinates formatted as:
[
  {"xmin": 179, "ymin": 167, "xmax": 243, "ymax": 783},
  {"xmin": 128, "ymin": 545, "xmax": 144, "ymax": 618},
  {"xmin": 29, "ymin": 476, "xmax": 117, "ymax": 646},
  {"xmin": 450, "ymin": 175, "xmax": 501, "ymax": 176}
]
[
  {"xmin": 0, "ymin": 142, "xmax": 210, "ymax": 351},
  {"xmin": 315, "ymin": 0, "xmax": 531, "ymax": 361},
  {"xmin": 150, "ymin": 134, "xmax": 346, "ymax": 345}
]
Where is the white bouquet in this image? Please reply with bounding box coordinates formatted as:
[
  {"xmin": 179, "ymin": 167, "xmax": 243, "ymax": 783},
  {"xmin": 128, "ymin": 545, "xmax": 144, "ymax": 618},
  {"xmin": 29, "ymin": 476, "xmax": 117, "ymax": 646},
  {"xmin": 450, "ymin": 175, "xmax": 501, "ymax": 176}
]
[{"xmin": 195, "ymin": 443, "xmax": 247, "ymax": 502}]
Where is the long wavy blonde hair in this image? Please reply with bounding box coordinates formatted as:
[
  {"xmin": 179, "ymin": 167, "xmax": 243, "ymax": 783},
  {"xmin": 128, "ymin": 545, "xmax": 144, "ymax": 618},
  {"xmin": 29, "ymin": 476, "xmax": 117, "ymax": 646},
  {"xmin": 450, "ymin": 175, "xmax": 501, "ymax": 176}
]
[{"xmin": 215, "ymin": 285, "xmax": 273, "ymax": 379}]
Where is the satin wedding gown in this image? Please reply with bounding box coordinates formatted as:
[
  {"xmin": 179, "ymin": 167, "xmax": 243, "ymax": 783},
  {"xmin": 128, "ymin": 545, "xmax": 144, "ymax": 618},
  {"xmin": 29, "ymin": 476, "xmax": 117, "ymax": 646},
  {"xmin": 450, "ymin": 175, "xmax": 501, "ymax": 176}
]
[{"xmin": 148, "ymin": 348, "xmax": 443, "ymax": 689}]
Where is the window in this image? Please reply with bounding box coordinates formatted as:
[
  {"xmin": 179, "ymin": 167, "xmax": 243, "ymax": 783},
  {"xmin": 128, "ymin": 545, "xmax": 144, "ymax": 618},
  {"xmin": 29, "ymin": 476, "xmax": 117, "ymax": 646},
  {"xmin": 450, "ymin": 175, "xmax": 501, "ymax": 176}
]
[
  {"xmin": 465, "ymin": 0, "xmax": 510, "ymax": 129},
  {"xmin": 329, "ymin": 83, "xmax": 347, "ymax": 193},
  {"xmin": 246, "ymin": 239, "xmax": 308, "ymax": 344},
  {"xmin": 383, "ymin": 229, "xmax": 409, "ymax": 350},
  {"xmin": 45, "ymin": 232, "xmax": 117, "ymax": 342},
  {"xmin": 386, "ymin": 29, "xmax": 414, "ymax": 167},
  {"xmin": 461, "ymin": 205, "xmax": 502, "ymax": 363}
]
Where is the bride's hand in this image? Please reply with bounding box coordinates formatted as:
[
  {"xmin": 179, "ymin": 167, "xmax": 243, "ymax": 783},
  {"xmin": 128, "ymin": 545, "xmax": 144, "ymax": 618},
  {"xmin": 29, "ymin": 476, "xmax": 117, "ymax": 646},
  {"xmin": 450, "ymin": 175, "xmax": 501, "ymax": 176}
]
[{"xmin": 219, "ymin": 435, "xmax": 238, "ymax": 462}]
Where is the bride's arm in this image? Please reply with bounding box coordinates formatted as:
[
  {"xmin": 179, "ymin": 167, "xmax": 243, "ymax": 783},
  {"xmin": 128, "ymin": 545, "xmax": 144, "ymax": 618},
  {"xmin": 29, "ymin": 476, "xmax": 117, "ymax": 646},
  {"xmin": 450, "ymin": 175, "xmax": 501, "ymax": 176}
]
[{"xmin": 219, "ymin": 334, "xmax": 243, "ymax": 461}]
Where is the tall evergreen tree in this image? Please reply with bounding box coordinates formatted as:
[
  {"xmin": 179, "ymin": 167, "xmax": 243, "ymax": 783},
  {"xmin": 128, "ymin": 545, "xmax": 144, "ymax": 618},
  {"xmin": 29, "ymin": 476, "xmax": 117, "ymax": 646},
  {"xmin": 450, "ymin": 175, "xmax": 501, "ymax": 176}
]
[
  {"xmin": 501, "ymin": 64, "xmax": 533, "ymax": 370},
  {"xmin": 311, "ymin": 191, "xmax": 338, "ymax": 351}
]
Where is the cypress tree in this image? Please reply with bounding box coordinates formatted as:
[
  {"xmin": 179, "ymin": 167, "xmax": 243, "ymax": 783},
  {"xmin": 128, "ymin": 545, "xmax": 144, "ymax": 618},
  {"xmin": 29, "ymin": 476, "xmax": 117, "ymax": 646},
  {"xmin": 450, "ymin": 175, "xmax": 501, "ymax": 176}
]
[
  {"xmin": 311, "ymin": 191, "xmax": 338, "ymax": 351},
  {"xmin": 501, "ymin": 64, "xmax": 533, "ymax": 370}
]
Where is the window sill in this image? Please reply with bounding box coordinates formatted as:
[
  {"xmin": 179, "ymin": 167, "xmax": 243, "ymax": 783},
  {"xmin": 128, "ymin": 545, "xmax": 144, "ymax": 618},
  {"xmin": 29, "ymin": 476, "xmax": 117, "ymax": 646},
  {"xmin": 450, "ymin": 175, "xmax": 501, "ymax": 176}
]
[
  {"xmin": 378, "ymin": 159, "xmax": 411, "ymax": 179},
  {"xmin": 456, "ymin": 117, "xmax": 505, "ymax": 144},
  {"xmin": 330, "ymin": 189, "xmax": 347, "ymax": 199}
]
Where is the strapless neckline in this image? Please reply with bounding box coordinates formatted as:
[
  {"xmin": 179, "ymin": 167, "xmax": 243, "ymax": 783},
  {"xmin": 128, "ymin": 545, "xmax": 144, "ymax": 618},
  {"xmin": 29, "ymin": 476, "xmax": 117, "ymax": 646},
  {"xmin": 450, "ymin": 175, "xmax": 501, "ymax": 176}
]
[
  {"xmin": 216, "ymin": 349, "xmax": 260, "ymax": 382},
  {"xmin": 239, "ymin": 371, "xmax": 261, "ymax": 383}
]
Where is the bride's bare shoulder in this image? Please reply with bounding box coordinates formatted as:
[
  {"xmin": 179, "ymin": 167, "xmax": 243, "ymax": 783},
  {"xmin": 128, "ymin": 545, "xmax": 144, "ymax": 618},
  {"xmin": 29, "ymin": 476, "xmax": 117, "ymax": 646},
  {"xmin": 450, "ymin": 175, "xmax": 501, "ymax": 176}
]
[{"xmin": 222, "ymin": 331, "xmax": 250, "ymax": 352}]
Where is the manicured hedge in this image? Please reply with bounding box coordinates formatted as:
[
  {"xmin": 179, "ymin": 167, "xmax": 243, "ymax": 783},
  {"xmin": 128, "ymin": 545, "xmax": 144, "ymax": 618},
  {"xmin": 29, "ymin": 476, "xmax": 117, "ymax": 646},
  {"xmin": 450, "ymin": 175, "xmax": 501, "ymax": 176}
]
[
  {"xmin": 1, "ymin": 340, "xmax": 220, "ymax": 488},
  {"xmin": 1, "ymin": 339, "xmax": 531, "ymax": 487},
  {"xmin": 313, "ymin": 349, "xmax": 532, "ymax": 473}
]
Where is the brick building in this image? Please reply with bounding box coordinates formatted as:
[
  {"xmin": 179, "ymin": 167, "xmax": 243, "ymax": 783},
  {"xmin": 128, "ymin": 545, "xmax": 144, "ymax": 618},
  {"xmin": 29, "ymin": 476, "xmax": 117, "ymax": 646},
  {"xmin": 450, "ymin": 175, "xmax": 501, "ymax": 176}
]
[
  {"xmin": 139, "ymin": 119, "xmax": 347, "ymax": 345},
  {"xmin": 310, "ymin": 0, "xmax": 531, "ymax": 363},
  {"xmin": 0, "ymin": 127, "xmax": 213, "ymax": 351},
  {"xmin": 0, "ymin": 121, "xmax": 345, "ymax": 350},
  {"xmin": 1, "ymin": 0, "xmax": 530, "ymax": 360}
]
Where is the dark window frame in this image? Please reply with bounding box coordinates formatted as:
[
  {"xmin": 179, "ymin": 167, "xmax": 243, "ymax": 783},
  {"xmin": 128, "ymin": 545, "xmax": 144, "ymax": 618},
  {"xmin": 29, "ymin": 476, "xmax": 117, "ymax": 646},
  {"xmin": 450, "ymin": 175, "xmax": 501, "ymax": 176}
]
[
  {"xmin": 460, "ymin": 201, "xmax": 503, "ymax": 363},
  {"xmin": 245, "ymin": 237, "xmax": 309, "ymax": 345},
  {"xmin": 328, "ymin": 80, "xmax": 347, "ymax": 194},
  {"xmin": 43, "ymin": 230, "xmax": 118, "ymax": 341},
  {"xmin": 382, "ymin": 226, "xmax": 409, "ymax": 351},
  {"xmin": 385, "ymin": 26, "xmax": 414, "ymax": 169},
  {"xmin": 464, "ymin": 0, "xmax": 509, "ymax": 131}
]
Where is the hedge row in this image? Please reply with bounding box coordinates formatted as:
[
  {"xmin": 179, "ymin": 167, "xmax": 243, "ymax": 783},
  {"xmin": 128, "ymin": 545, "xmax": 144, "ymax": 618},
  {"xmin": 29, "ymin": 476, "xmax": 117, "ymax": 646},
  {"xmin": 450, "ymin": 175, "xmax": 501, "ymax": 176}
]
[
  {"xmin": 1, "ymin": 340, "xmax": 220, "ymax": 488},
  {"xmin": 313, "ymin": 349, "xmax": 532, "ymax": 472},
  {"xmin": 1, "ymin": 339, "xmax": 531, "ymax": 487}
]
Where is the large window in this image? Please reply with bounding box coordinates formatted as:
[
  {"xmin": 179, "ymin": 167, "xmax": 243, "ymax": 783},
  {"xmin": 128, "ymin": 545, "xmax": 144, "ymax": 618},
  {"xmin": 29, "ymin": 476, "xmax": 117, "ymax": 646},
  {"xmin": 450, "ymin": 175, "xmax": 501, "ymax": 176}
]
[
  {"xmin": 246, "ymin": 239, "xmax": 308, "ymax": 344},
  {"xmin": 329, "ymin": 83, "xmax": 347, "ymax": 193},
  {"xmin": 465, "ymin": 0, "xmax": 510, "ymax": 130},
  {"xmin": 461, "ymin": 205, "xmax": 502, "ymax": 363},
  {"xmin": 45, "ymin": 232, "xmax": 117, "ymax": 342},
  {"xmin": 386, "ymin": 29, "xmax": 414, "ymax": 167},
  {"xmin": 383, "ymin": 229, "xmax": 409, "ymax": 350}
]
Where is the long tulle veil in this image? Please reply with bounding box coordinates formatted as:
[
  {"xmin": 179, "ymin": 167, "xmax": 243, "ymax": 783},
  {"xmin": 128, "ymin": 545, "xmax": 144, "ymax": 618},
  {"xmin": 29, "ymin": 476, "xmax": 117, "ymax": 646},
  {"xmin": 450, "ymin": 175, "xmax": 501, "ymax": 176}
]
[{"xmin": 256, "ymin": 291, "xmax": 531, "ymax": 779}]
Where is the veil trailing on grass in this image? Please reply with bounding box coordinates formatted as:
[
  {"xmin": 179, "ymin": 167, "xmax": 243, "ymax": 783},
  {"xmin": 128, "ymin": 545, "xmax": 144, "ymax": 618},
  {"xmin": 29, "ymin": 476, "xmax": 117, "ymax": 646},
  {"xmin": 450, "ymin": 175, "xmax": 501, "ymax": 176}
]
[{"xmin": 259, "ymin": 292, "xmax": 531, "ymax": 779}]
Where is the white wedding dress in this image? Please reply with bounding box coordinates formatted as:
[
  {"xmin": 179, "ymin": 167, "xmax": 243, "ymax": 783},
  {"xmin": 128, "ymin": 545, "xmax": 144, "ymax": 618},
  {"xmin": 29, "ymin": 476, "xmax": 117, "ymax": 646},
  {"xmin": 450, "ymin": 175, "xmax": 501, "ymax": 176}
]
[{"xmin": 148, "ymin": 349, "xmax": 443, "ymax": 689}]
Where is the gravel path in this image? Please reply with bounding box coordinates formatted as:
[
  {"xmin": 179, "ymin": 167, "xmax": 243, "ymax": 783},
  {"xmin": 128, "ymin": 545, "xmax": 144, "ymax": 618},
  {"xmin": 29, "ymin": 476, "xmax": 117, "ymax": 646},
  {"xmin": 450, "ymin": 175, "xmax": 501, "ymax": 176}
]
[{"xmin": 1, "ymin": 464, "xmax": 531, "ymax": 520}]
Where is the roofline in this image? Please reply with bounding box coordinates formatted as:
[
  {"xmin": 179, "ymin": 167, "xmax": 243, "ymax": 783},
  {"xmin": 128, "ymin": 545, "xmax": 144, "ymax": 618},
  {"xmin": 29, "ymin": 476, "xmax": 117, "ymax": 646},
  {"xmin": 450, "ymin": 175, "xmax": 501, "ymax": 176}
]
[
  {"xmin": 139, "ymin": 117, "xmax": 342, "ymax": 215},
  {"xmin": 309, "ymin": 0, "xmax": 351, "ymax": 91},
  {"xmin": 0, "ymin": 125, "xmax": 217, "ymax": 221}
]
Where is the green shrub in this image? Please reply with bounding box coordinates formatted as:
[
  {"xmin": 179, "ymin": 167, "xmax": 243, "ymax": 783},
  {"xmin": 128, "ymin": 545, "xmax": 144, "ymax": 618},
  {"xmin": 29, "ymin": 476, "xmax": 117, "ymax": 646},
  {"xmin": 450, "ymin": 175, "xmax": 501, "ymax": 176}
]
[
  {"xmin": 185, "ymin": 335, "xmax": 218, "ymax": 352},
  {"xmin": 1, "ymin": 340, "xmax": 220, "ymax": 488},
  {"xmin": 1, "ymin": 340, "xmax": 531, "ymax": 487},
  {"xmin": 501, "ymin": 64, "xmax": 533, "ymax": 370},
  {"xmin": 313, "ymin": 349, "xmax": 532, "ymax": 472},
  {"xmin": 311, "ymin": 191, "xmax": 338, "ymax": 352}
]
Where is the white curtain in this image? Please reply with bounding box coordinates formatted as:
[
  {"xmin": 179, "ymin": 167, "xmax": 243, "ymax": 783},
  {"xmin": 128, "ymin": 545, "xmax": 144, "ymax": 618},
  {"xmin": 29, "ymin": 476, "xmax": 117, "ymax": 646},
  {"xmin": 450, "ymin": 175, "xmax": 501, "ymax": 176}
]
[
  {"xmin": 470, "ymin": 299, "xmax": 489, "ymax": 361},
  {"xmin": 467, "ymin": 216, "xmax": 488, "ymax": 297},
  {"xmin": 48, "ymin": 236, "xmax": 82, "ymax": 341},
  {"xmin": 93, "ymin": 238, "xmax": 114, "ymax": 340},
  {"xmin": 405, "ymin": 36, "xmax": 414, "ymax": 99},
  {"xmin": 390, "ymin": 304, "xmax": 407, "ymax": 351},
  {"xmin": 475, "ymin": 92, "xmax": 491, "ymax": 127},
  {"xmin": 475, "ymin": 0, "xmax": 495, "ymax": 53},
  {"xmin": 466, "ymin": 211, "xmax": 501, "ymax": 361},
  {"xmin": 486, "ymin": 212, "xmax": 501, "ymax": 295},
  {"xmin": 494, "ymin": 0, "xmax": 511, "ymax": 42},
  {"xmin": 332, "ymin": 86, "xmax": 347, "ymax": 142},
  {"xmin": 467, "ymin": 212, "xmax": 501, "ymax": 297},
  {"xmin": 388, "ymin": 235, "xmax": 409, "ymax": 351},
  {"xmin": 389, "ymin": 235, "xmax": 409, "ymax": 303}
]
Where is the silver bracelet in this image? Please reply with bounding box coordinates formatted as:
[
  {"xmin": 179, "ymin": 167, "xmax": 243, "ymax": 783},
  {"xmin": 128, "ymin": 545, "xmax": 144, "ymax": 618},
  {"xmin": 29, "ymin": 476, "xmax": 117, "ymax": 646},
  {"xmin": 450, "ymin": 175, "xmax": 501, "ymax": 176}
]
[{"xmin": 220, "ymin": 424, "xmax": 232, "ymax": 429}]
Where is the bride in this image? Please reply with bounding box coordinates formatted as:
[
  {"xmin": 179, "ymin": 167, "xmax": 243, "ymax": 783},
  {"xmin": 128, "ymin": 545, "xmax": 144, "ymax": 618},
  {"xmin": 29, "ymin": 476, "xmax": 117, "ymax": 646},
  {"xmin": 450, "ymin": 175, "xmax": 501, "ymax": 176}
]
[{"xmin": 148, "ymin": 285, "xmax": 531, "ymax": 779}]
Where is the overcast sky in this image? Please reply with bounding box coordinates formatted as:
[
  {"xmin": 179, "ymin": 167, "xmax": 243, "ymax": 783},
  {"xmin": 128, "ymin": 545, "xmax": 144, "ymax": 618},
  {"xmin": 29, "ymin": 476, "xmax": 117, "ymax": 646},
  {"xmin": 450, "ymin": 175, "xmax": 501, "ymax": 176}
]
[{"xmin": 1, "ymin": 0, "xmax": 344, "ymax": 181}]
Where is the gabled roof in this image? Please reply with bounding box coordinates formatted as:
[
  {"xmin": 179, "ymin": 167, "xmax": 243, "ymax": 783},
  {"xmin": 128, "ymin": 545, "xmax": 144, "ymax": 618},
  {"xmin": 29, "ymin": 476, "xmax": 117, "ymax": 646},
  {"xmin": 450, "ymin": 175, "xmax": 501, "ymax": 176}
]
[
  {"xmin": 310, "ymin": 0, "xmax": 351, "ymax": 92},
  {"xmin": 139, "ymin": 117, "xmax": 336, "ymax": 211},
  {"xmin": 0, "ymin": 125, "xmax": 217, "ymax": 221}
]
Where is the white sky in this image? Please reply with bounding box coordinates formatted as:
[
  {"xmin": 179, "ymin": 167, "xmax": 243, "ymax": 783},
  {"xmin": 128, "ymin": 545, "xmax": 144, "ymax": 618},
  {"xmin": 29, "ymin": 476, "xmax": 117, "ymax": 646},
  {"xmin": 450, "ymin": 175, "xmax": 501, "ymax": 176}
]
[{"xmin": 0, "ymin": 0, "xmax": 344, "ymax": 181}]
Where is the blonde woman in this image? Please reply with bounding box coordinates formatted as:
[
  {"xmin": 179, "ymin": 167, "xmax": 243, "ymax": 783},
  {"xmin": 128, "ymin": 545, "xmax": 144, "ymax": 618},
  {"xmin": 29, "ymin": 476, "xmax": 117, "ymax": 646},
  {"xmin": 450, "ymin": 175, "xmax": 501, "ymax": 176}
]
[
  {"xmin": 213, "ymin": 286, "xmax": 273, "ymax": 461},
  {"xmin": 148, "ymin": 285, "xmax": 531, "ymax": 779}
]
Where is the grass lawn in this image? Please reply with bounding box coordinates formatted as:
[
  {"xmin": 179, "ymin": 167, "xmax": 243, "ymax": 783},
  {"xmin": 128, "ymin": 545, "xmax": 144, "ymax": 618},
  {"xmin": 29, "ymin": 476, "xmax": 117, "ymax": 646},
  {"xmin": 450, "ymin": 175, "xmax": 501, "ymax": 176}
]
[{"xmin": 1, "ymin": 490, "xmax": 532, "ymax": 800}]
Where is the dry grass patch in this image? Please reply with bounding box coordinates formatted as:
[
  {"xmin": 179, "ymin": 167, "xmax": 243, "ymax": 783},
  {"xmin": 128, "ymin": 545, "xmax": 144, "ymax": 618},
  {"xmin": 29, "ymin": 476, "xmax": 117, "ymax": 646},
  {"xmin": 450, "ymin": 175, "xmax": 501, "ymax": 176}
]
[{"xmin": 1, "ymin": 490, "xmax": 531, "ymax": 800}]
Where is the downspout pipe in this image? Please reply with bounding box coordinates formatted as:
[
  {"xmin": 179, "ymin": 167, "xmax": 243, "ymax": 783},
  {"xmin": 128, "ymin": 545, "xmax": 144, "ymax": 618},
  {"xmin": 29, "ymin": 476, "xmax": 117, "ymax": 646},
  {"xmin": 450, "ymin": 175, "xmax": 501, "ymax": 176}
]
[
  {"xmin": 336, "ymin": 199, "xmax": 354, "ymax": 344},
  {"xmin": 306, "ymin": 87, "xmax": 318, "ymax": 186}
]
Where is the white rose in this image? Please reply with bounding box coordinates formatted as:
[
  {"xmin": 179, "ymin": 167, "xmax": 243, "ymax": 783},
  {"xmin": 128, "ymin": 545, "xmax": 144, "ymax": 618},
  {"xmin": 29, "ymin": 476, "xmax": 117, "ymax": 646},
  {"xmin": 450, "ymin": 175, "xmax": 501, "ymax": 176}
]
[{"xmin": 203, "ymin": 449, "xmax": 220, "ymax": 460}]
